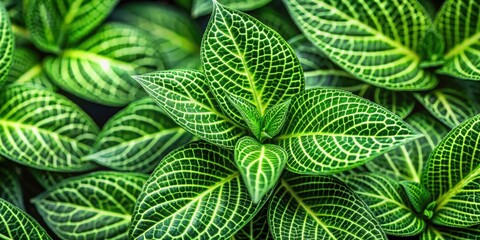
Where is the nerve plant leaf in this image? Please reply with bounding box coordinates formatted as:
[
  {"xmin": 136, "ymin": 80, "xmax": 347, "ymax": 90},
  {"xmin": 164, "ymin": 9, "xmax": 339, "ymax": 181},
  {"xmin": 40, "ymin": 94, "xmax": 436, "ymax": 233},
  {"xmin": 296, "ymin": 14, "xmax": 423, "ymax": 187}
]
[
  {"xmin": 422, "ymin": 114, "xmax": 480, "ymax": 227},
  {"xmin": 44, "ymin": 23, "xmax": 164, "ymax": 106},
  {"xmin": 435, "ymin": 0, "xmax": 480, "ymax": 80},
  {"xmin": 192, "ymin": 0, "xmax": 272, "ymax": 17},
  {"xmin": 269, "ymin": 174, "xmax": 387, "ymax": 239},
  {"xmin": 261, "ymin": 99, "xmax": 290, "ymax": 139},
  {"xmin": 202, "ymin": 3, "xmax": 304, "ymax": 126},
  {"xmin": 275, "ymin": 88, "xmax": 420, "ymax": 174},
  {"xmin": 83, "ymin": 98, "xmax": 193, "ymax": 173},
  {"xmin": 30, "ymin": 169, "xmax": 75, "ymax": 189},
  {"xmin": 399, "ymin": 181, "xmax": 432, "ymax": 216},
  {"xmin": 6, "ymin": 48, "xmax": 55, "ymax": 90},
  {"xmin": 33, "ymin": 172, "xmax": 148, "ymax": 240},
  {"xmin": 0, "ymin": 85, "xmax": 99, "ymax": 172},
  {"xmin": 0, "ymin": 1, "xmax": 13, "ymax": 87},
  {"xmin": 135, "ymin": 70, "xmax": 245, "ymax": 149},
  {"xmin": 0, "ymin": 163, "xmax": 24, "ymax": 209},
  {"xmin": 420, "ymin": 225, "xmax": 480, "ymax": 240},
  {"xmin": 368, "ymin": 88, "xmax": 415, "ymax": 119},
  {"xmin": 227, "ymin": 95, "xmax": 262, "ymax": 139},
  {"xmin": 344, "ymin": 174, "xmax": 425, "ymax": 236},
  {"xmin": 419, "ymin": 27, "xmax": 446, "ymax": 68},
  {"xmin": 284, "ymin": 0, "xmax": 437, "ymax": 90},
  {"xmin": 234, "ymin": 207, "xmax": 272, "ymax": 240},
  {"xmin": 0, "ymin": 198, "xmax": 52, "ymax": 240},
  {"xmin": 129, "ymin": 142, "xmax": 264, "ymax": 239}
]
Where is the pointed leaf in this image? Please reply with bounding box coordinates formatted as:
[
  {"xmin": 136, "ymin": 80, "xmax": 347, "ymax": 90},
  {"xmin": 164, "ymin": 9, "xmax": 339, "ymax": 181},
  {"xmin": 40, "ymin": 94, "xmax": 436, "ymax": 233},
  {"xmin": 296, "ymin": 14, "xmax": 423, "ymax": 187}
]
[
  {"xmin": 6, "ymin": 48, "xmax": 55, "ymax": 90},
  {"xmin": 0, "ymin": 164, "xmax": 23, "ymax": 209},
  {"xmin": 228, "ymin": 95, "xmax": 262, "ymax": 139},
  {"xmin": 129, "ymin": 142, "xmax": 264, "ymax": 239},
  {"xmin": 192, "ymin": 0, "xmax": 272, "ymax": 17},
  {"xmin": 202, "ymin": 3, "xmax": 304, "ymax": 126},
  {"xmin": 419, "ymin": 27, "xmax": 446, "ymax": 68},
  {"xmin": 0, "ymin": 2, "xmax": 13, "ymax": 87},
  {"xmin": 234, "ymin": 207, "xmax": 272, "ymax": 240},
  {"xmin": 275, "ymin": 88, "xmax": 420, "ymax": 174},
  {"xmin": 135, "ymin": 70, "xmax": 245, "ymax": 149},
  {"xmin": 420, "ymin": 225, "xmax": 480, "ymax": 240},
  {"xmin": 370, "ymin": 88, "xmax": 415, "ymax": 119},
  {"xmin": 262, "ymin": 99, "xmax": 290, "ymax": 139},
  {"xmin": 399, "ymin": 181, "xmax": 432, "ymax": 215},
  {"xmin": 33, "ymin": 171, "xmax": 148, "ymax": 240}
]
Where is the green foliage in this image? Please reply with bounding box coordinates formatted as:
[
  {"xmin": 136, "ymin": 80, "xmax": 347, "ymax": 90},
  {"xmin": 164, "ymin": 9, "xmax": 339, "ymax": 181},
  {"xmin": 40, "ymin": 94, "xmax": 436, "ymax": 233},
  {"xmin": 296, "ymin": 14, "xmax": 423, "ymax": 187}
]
[
  {"xmin": 0, "ymin": 1, "xmax": 13, "ymax": 87},
  {"xmin": 0, "ymin": 199, "xmax": 51, "ymax": 239}
]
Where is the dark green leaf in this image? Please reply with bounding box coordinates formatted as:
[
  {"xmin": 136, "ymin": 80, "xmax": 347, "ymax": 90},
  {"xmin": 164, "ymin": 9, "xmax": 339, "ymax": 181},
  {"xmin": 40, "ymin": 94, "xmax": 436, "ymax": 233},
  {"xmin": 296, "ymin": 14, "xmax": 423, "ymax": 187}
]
[
  {"xmin": 0, "ymin": 2, "xmax": 13, "ymax": 87},
  {"xmin": 192, "ymin": 0, "xmax": 272, "ymax": 17},
  {"xmin": 399, "ymin": 181, "xmax": 432, "ymax": 215},
  {"xmin": 0, "ymin": 163, "xmax": 23, "ymax": 209},
  {"xmin": 0, "ymin": 199, "xmax": 52, "ymax": 239},
  {"xmin": 6, "ymin": 48, "xmax": 55, "ymax": 90}
]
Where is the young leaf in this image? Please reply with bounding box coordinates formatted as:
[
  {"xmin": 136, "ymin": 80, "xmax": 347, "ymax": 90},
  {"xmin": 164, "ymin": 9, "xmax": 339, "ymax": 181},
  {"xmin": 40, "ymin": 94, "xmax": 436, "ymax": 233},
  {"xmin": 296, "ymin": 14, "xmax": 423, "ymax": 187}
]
[
  {"xmin": 275, "ymin": 88, "xmax": 420, "ymax": 174},
  {"xmin": 33, "ymin": 171, "xmax": 148, "ymax": 240},
  {"xmin": 135, "ymin": 70, "xmax": 245, "ymax": 149},
  {"xmin": 0, "ymin": 163, "xmax": 24, "ymax": 209},
  {"xmin": 369, "ymin": 88, "xmax": 415, "ymax": 119},
  {"xmin": 284, "ymin": 0, "xmax": 437, "ymax": 90},
  {"xmin": 129, "ymin": 142, "xmax": 264, "ymax": 239},
  {"xmin": 235, "ymin": 136, "xmax": 287, "ymax": 203},
  {"xmin": 202, "ymin": 3, "xmax": 304, "ymax": 126},
  {"xmin": 399, "ymin": 181, "xmax": 432, "ymax": 215},
  {"xmin": 82, "ymin": 98, "xmax": 193, "ymax": 172},
  {"xmin": 344, "ymin": 174, "xmax": 425, "ymax": 236},
  {"xmin": 228, "ymin": 95, "xmax": 262, "ymax": 139},
  {"xmin": 44, "ymin": 23, "xmax": 164, "ymax": 106},
  {"xmin": 420, "ymin": 225, "xmax": 480, "ymax": 240},
  {"xmin": 422, "ymin": 114, "xmax": 480, "ymax": 227},
  {"xmin": 269, "ymin": 174, "xmax": 387, "ymax": 239},
  {"xmin": 234, "ymin": 207, "xmax": 272, "ymax": 240},
  {"xmin": 6, "ymin": 48, "xmax": 55, "ymax": 90},
  {"xmin": 435, "ymin": 0, "xmax": 480, "ymax": 80},
  {"xmin": 192, "ymin": 0, "xmax": 272, "ymax": 17},
  {"xmin": 419, "ymin": 27, "xmax": 446, "ymax": 68},
  {"xmin": 30, "ymin": 169, "xmax": 75, "ymax": 189},
  {"xmin": 0, "ymin": 2, "xmax": 13, "ymax": 87},
  {"xmin": 261, "ymin": 99, "xmax": 290, "ymax": 139},
  {"xmin": 0, "ymin": 198, "xmax": 52, "ymax": 239},
  {"xmin": 0, "ymin": 85, "xmax": 99, "ymax": 171}
]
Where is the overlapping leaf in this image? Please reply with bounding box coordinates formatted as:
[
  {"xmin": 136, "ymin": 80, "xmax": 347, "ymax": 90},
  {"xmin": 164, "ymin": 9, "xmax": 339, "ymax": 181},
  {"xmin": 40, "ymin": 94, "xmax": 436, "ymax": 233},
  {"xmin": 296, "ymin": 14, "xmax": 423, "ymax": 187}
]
[
  {"xmin": 130, "ymin": 142, "xmax": 264, "ymax": 239},
  {"xmin": 202, "ymin": 3, "xmax": 304, "ymax": 126},
  {"xmin": 192, "ymin": 0, "xmax": 272, "ymax": 17},
  {"xmin": 252, "ymin": 6, "xmax": 299, "ymax": 40},
  {"xmin": 6, "ymin": 48, "xmax": 55, "ymax": 90},
  {"xmin": 234, "ymin": 207, "xmax": 272, "ymax": 240},
  {"xmin": 0, "ymin": 199, "xmax": 51, "ymax": 239},
  {"xmin": 0, "ymin": 164, "xmax": 23, "ymax": 209},
  {"xmin": 275, "ymin": 88, "xmax": 420, "ymax": 174},
  {"xmin": 0, "ymin": 85, "xmax": 99, "ymax": 171},
  {"xmin": 0, "ymin": 1, "xmax": 13, "ymax": 87},
  {"xmin": 83, "ymin": 98, "xmax": 193, "ymax": 172},
  {"xmin": 420, "ymin": 225, "xmax": 480, "ymax": 240},
  {"xmin": 44, "ymin": 23, "xmax": 164, "ymax": 106},
  {"xmin": 369, "ymin": 88, "xmax": 415, "ymax": 119},
  {"xmin": 30, "ymin": 169, "xmax": 74, "ymax": 189},
  {"xmin": 269, "ymin": 174, "xmax": 387, "ymax": 239},
  {"xmin": 284, "ymin": 0, "xmax": 437, "ymax": 90},
  {"xmin": 33, "ymin": 172, "xmax": 148, "ymax": 240},
  {"xmin": 399, "ymin": 181, "xmax": 432, "ymax": 215}
]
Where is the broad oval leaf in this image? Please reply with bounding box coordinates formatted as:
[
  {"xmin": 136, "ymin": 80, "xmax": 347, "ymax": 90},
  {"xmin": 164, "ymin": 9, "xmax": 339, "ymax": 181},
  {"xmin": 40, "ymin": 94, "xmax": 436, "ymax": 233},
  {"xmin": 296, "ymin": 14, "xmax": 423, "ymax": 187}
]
[
  {"xmin": 275, "ymin": 88, "xmax": 420, "ymax": 174},
  {"xmin": 202, "ymin": 3, "xmax": 304, "ymax": 126},
  {"xmin": 0, "ymin": 1, "xmax": 13, "ymax": 87},
  {"xmin": 6, "ymin": 48, "xmax": 55, "ymax": 90},
  {"xmin": 269, "ymin": 174, "xmax": 387, "ymax": 239},
  {"xmin": 284, "ymin": 0, "xmax": 437, "ymax": 90},
  {"xmin": 44, "ymin": 23, "xmax": 164, "ymax": 106},
  {"xmin": 0, "ymin": 163, "xmax": 23, "ymax": 209},
  {"xmin": 30, "ymin": 168, "xmax": 75, "ymax": 189},
  {"xmin": 344, "ymin": 174, "xmax": 425, "ymax": 236},
  {"xmin": 83, "ymin": 98, "xmax": 193, "ymax": 172},
  {"xmin": 192, "ymin": 0, "xmax": 272, "ymax": 17},
  {"xmin": 435, "ymin": 0, "xmax": 480, "ymax": 80},
  {"xmin": 33, "ymin": 171, "xmax": 148, "ymax": 240},
  {"xmin": 369, "ymin": 88, "xmax": 415, "ymax": 119},
  {"xmin": 0, "ymin": 85, "xmax": 98, "ymax": 171},
  {"xmin": 130, "ymin": 142, "xmax": 264, "ymax": 239},
  {"xmin": 0, "ymin": 198, "xmax": 52, "ymax": 239},
  {"xmin": 135, "ymin": 70, "xmax": 245, "ymax": 149},
  {"xmin": 422, "ymin": 114, "xmax": 480, "ymax": 227},
  {"xmin": 420, "ymin": 225, "xmax": 480, "ymax": 240}
]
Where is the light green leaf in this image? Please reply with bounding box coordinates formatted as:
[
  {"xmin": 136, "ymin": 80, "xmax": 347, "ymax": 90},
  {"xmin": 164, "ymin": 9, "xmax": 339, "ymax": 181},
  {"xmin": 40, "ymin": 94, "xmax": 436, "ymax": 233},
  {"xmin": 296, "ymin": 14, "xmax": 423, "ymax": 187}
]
[
  {"xmin": 44, "ymin": 23, "xmax": 164, "ymax": 106},
  {"xmin": 419, "ymin": 27, "xmax": 446, "ymax": 68},
  {"xmin": 269, "ymin": 174, "xmax": 387, "ymax": 239},
  {"xmin": 420, "ymin": 225, "xmax": 480, "ymax": 240},
  {"xmin": 435, "ymin": 0, "xmax": 480, "ymax": 80},
  {"xmin": 284, "ymin": 0, "xmax": 437, "ymax": 90},
  {"xmin": 129, "ymin": 142, "xmax": 264, "ymax": 239},
  {"xmin": 24, "ymin": 0, "xmax": 119, "ymax": 52},
  {"xmin": 0, "ymin": 198, "xmax": 52, "ymax": 240},
  {"xmin": 6, "ymin": 48, "xmax": 55, "ymax": 90},
  {"xmin": 235, "ymin": 136, "xmax": 287, "ymax": 203},
  {"xmin": 422, "ymin": 114, "xmax": 480, "ymax": 227},
  {"xmin": 369, "ymin": 88, "xmax": 415, "ymax": 119},
  {"xmin": 0, "ymin": 2, "xmax": 13, "ymax": 87},
  {"xmin": 275, "ymin": 88, "xmax": 420, "ymax": 174},
  {"xmin": 262, "ymin": 99, "xmax": 290, "ymax": 139},
  {"xmin": 202, "ymin": 3, "xmax": 304, "ymax": 126},
  {"xmin": 0, "ymin": 163, "xmax": 23, "ymax": 209},
  {"xmin": 344, "ymin": 174, "xmax": 425, "ymax": 236},
  {"xmin": 83, "ymin": 98, "xmax": 193, "ymax": 172},
  {"xmin": 33, "ymin": 171, "xmax": 148, "ymax": 240},
  {"xmin": 0, "ymin": 85, "xmax": 99, "ymax": 171},
  {"xmin": 234, "ymin": 207, "xmax": 272, "ymax": 240},
  {"xmin": 252, "ymin": 6, "xmax": 299, "ymax": 40},
  {"xmin": 399, "ymin": 181, "xmax": 432, "ymax": 215},
  {"xmin": 30, "ymin": 168, "xmax": 75, "ymax": 189},
  {"xmin": 113, "ymin": 2, "xmax": 201, "ymax": 69},
  {"xmin": 135, "ymin": 70, "xmax": 245, "ymax": 149},
  {"xmin": 228, "ymin": 95, "xmax": 262, "ymax": 139},
  {"xmin": 192, "ymin": 0, "xmax": 272, "ymax": 17}
]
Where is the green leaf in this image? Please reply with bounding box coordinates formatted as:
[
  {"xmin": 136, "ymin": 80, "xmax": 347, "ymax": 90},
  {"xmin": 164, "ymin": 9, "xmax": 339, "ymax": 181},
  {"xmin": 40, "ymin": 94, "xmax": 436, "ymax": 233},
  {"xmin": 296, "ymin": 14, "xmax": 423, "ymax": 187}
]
[
  {"xmin": 129, "ymin": 142, "xmax": 264, "ymax": 239},
  {"xmin": 435, "ymin": 0, "xmax": 480, "ymax": 80},
  {"xmin": 113, "ymin": 2, "xmax": 201, "ymax": 69},
  {"xmin": 284, "ymin": 0, "xmax": 437, "ymax": 90},
  {"xmin": 419, "ymin": 27, "xmax": 446, "ymax": 68},
  {"xmin": 0, "ymin": 2, "xmax": 13, "ymax": 87},
  {"xmin": 228, "ymin": 95, "xmax": 262, "ymax": 139},
  {"xmin": 6, "ymin": 48, "xmax": 55, "ymax": 90},
  {"xmin": 192, "ymin": 0, "xmax": 272, "ymax": 17},
  {"xmin": 422, "ymin": 114, "xmax": 480, "ymax": 227},
  {"xmin": 234, "ymin": 207, "xmax": 272, "ymax": 240},
  {"xmin": 344, "ymin": 174, "xmax": 425, "ymax": 236},
  {"xmin": 33, "ymin": 171, "xmax": 148, "ymax": 240},
  {"xmin": 415, "ymin": 87, "xmax": 478, "ymax": 128},
  {"xmin": 83, "ymin": 98, "xmax": 193, "ymax": 172},
  {"xmin": 30, "ymin": 168, "xmax": 75, "ymax": 189},
  {"xmin": 420, "ymin": 225, "xmax": 480, "ymax": 240},
  {"xmin": 24, "ymin": 0, "xmax": 119, "ymax": 52},
  {"xmin": 261, "ymin": 99, "xmax": 290, "ymax": 139},
  {"xmin": 44, "ymin": 23, "xmax": 164, "ymax": 106},
  {"xmin": 0, "ymin": 85, "xmax": 99, "ymax": 171},
  {"xmin": 275, "ymin": 88, "xmax": 420, "ymax": 174},
  {"xmin": 399, "ymin": 181, "xmax": 432, "ymax": 215},
  {"xmin": 235, "ymin": 136, "xmax": 287, "ymax": 203},
  {"xmin": 0, "ymin": 163, "xmax": 23, "ymax": 209},
  {"xmin": 369, "ymin": 88, "xmax": 415, "ymax": 119},
  {"xmin": 269, "ymin": 174, "xmax": 387, "ymax": 239},
  {"xmin": 202, "ymin": 3, "xmax": 304, "ymax": 126},
  {"xmin": 252, "ymin": 5, "xmax": 299, "ymax": 40},
  {"xmin": 366, "ymin": 112, "xmax": 448, "ymax": 182},
  {"xmin": 0, "ymin": 198, "xmax": 52, "ymax": 240},
  {"xmin": 135, "ymin": 70, "xmax": 245, "ymax": 149}
]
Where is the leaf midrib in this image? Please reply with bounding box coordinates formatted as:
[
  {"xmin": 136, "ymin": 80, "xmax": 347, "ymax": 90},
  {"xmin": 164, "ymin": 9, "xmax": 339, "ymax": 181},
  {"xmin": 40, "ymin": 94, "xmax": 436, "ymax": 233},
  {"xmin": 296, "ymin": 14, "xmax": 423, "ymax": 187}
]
[
  {"xmin": 16, "ymin": 64, "xmax": 42, "ymax": 83},
  {"xmin": 34, "ymin": 199, "xmax": 131, "ymax": 220},
  {"xmin": 444, "ymin": 31, "xmax": 480, "ymax": 59},
  {"xmin": 61, "ymin": 49, "xmax": 138, "ymax": 70},
  {"xmin": 275, "ymin": 132, "xmax": 420, "ymax": 140}
]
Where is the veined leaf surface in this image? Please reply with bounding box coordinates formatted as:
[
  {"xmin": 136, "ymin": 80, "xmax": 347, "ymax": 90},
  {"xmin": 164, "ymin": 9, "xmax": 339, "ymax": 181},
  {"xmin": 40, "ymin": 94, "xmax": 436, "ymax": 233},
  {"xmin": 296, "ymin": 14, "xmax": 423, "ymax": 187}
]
[
  {"xmin": 369, "ymin": 88, "xmax": 415, "ymax": 119},
  {"xmin": 275, "ymin": 88, "xmax": 420, "ymax": 174},
  {"xmin": 0, "ymin": 2, "xmax": 13, "ymax": 87},
  {"xmin": 0, "ymin": 164, "xmax": 23, "ymax": 209},
  {"xmin": 130, "ymin": 142, "xmax": 264, "ymax": 239},
  {"xmin": 234, "ymin": 207, "xmax": 272, "ymax": 240},
  {"xmin": 252, "ymin": 6, "xmax": 299, "ymax": 40},
  {"xmin": 202, "ymin": 3, "xmax": 304, "ymax": 126},
  {"xmin": 420, "ymin": 225, "xmax": 480, "ymax": 240},
  {"xmin": 269, "ymin": 174, "xmax": 387, "ymax": 239},
  {"xmin": 0, "ymin": 85, "xmax": 98, "ymax": 171},
  {"xmin": 284, "ymin": 0, "xmax": 437, "ymax": 90},
  {"xmin": 399, "ymin": 181, "xmax": 432, "ymax": 215},
  {"xmin": 192, "ymin": 0, "xmax": 272, "ymax": 17},
  {"xmin": 6, "ymin": 48, "xmax": 55, "ymax": 90},
  {"xmin": 33, "ymin": 172, "xmax": 148, "ymax": 240},
  {"xmin": 30, "ymin": 169, "xmax": 75, "ymax": 189}
]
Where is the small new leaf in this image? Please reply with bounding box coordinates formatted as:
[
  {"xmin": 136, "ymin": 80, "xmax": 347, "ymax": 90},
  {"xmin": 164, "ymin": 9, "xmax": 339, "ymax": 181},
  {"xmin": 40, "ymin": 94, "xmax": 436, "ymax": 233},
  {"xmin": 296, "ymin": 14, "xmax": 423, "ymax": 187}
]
[
  {"xmin": 228, "ymin": 94, "xmax": 262, "ymax": 139},
  {"xmin": 399, "ymin": 181, "xmax": 432, "ymax": 215},
  {"xmin": 262, "ymin": 99, "xmax": 291, "ymax": 140},
  {"xmin": 419, "ymin": 27, "xmax": 446, "ymax": 68}
]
